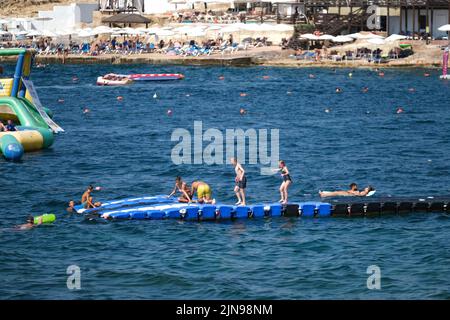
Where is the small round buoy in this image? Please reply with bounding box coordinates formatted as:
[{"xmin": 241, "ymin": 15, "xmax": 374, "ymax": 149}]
[
  {"xmin": 348, "ymin": 72, "xmax": 353, "ymax": 78},
  {"xmin": 408, "ymin": 88, "xmax": 416, "ymax": 92},
  {"xmin": 153, "ymin": 93, "xmax": 158, "ymax": 99},
  {"xmin": 95, "ymin": 186, "xmax": 102, "ymax": 191},
  {"xmin": 167, "ymin": 109, "xmax": 173, "ymax": 116},
  {"xmin": 83, "ymin": 108, "xmax": 90, "ymax": 114},
  {"xmin": 240, "ymin": 93, "xmax": 247, "ymax": 97},
  {"xmin": 117, "ymin": 96, "xmax": 123, "ymax": 101},
  {"xmin": 219, "ymin": 76, "xmax": 225, "ymax": 80},
  {"xmin": 286, "ymin": 91, "xmax": 292, "ymax": 95},
  {"xmin": 324, "ymin": 108, "xmax": 331, "ymax": 113},
  {"xmin": 186, "ymin": 94, "xmax": 190, "ymax": 97},
  {"xmin": 396, "ymin": 107, "xmax": 404, "ymax": 114}
]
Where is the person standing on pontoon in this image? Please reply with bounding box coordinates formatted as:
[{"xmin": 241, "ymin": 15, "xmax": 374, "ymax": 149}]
[
  {"xmin": 273, "ymin": 160, "xmax": 292, "ymax": 204},
  {"xmin": 231, "ymin": 157, "xmax": 247, "ymax": 206}
]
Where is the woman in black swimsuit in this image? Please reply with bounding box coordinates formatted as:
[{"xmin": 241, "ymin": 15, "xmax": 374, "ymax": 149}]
[{"xmin": 278, "ymin": 160, "xmax": 292, "ymax": 204}]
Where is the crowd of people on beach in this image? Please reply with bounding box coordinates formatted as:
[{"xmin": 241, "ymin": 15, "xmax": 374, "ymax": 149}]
[{"xmin": 0, "ymin": 33, "xmax": 272, "ymax": 57}]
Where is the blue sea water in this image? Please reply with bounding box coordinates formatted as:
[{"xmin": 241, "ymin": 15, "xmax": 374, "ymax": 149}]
[{"xmin": 1, "ymin": 64, "xmax": 450, "ymax": 299}]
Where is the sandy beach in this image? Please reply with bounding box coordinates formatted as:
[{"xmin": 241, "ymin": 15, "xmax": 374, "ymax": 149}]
[{"xmin": 1, "ymin": 40, "xmax": 445, "ymax": 68}]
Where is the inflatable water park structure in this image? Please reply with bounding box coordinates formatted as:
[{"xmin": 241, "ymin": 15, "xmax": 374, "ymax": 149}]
[{"xmin": 0, "ymin": 48, "xmax": 63, "ymax": 161}]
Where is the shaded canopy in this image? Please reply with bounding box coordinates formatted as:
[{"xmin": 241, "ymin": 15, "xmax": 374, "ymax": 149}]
[{"xmin": 102, "ymin": 13, "xmax": 152, "ymax": 25}]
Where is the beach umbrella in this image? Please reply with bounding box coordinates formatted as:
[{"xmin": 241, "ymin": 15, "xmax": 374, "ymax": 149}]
[
  {"xmin": 56, "ymin": 29, "xmax": 76, "ymax": 37},
  {"xmin": 77, "ymin": 29, "xmax": 93, "ymax": 38},
  {"xmin": 271, "ymin": 24, "xmax": 294, "ymax": 32},
  {"xmin": 385, "ymin": 34, "xmax": 408, "ymax": 42},
  {"xmin": 438, "ymin": 24, "xmax": 450, "ymax": 32},
  {"xmin": 301, "ymin": 33, "xmax": 319, "ymax": 40},
  {"xmin": 92, "ymin": 26, "xmax": 114, "ymax": 35},
  {"xmin": 155, "ymin": 29, "xmax": 175, "ymax": 37},
  {"xmin": 349, "ymin": 32, "xmax": 384, "ymax": 40},
  {"xmin": 13, "ymin": 30, "xmax": 29, "ymax": 36},
  {"xmin": 26, "ymin": 29, "xmax": 42, "ymax": 37},
  {"xmin": 367, "ymin": 38, "xmax": 386, "ymax": 45},
  {"xmin": 318, "ymin": 34, "xmax": 335, "ymax": 41},
  {"xmin": 221, "ymin": 24, "xmax": 242, "ymax": 33},
  {"xmin": 145, "ymin": 27, "xmax": 162, "ymax": 34},
  {"xmin": 207, "ymin": 25, "xmax": 223, "ymax": 31},
  {"xmin": 333, "ymin": 35, "xmax": 354, "ymax": 43},
  {"xmin": 186, "ymin": 29, "xmax": 206, "ymax": 37}
]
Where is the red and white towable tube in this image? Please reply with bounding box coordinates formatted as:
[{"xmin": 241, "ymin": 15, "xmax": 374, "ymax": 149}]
[{"xmin": 127, "ymin": 73, "xmax": 184, "ymax": 81}]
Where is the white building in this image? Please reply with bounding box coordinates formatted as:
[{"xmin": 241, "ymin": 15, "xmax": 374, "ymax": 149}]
[{"xmin": 33, "ymin": 2, "xmax": 98, "ymax": 32}]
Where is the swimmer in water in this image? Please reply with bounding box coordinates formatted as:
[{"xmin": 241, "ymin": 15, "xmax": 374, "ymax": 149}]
[
  {"xmin": 362, "ymin": 87, "xmax": 369, "ymax": 93},
  {"xmin": 273, "ymin": 160, "xmax": 292, "ymax": 204},
  {"xmin": 240, "ymin": 108, "xmax": 247, "ymax": 115},
  {"xmin": 319, "ymin": 183, "xmax": 374, "ymax": 198},
  {"xmin": 83, "ymin": 108, "xmax": 90, "ymax": 114},
  {"xmin": 16, "ymin": 215, "xmax": 42, "ymax": 230},
  {"xmin": 191, "ymin": 181, "xmax": 215, "ymax": 204},
  {"xmin": 66, "ymin": 200, "xmax": 76, "ymax": 213},
  {"xmin": 168, "ymin": 176, "xmax": 193, "ymax": 203},
  {"xmin": 335, "ymin": 87, "xmax": 342, "ymax": 93},
  {"xmin": 231, "ymin": 157, "xmax": 246, "ymax": 206}
]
